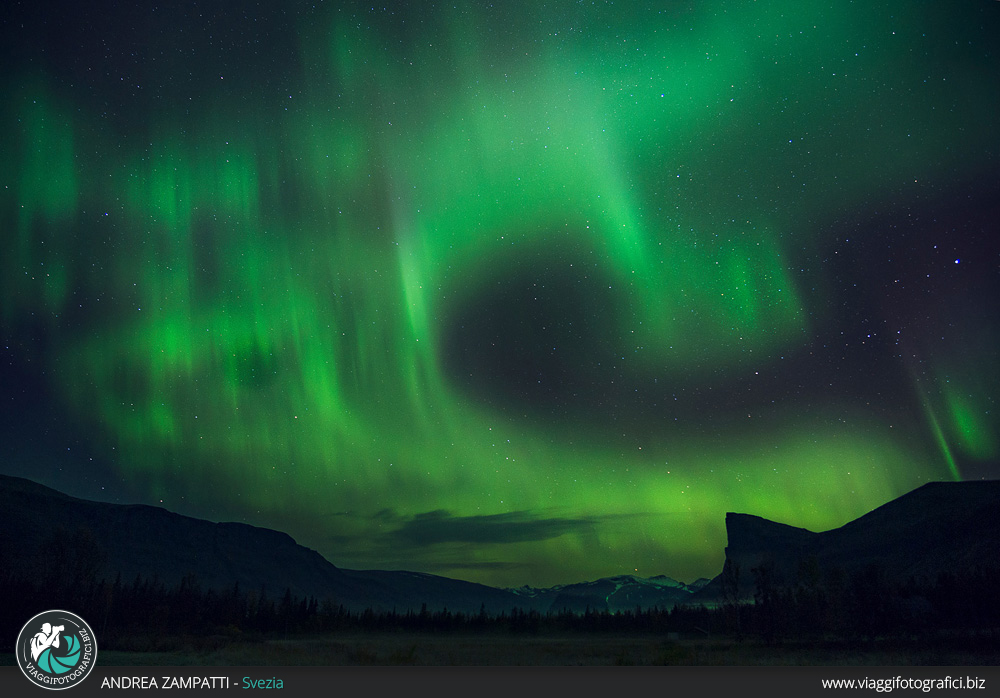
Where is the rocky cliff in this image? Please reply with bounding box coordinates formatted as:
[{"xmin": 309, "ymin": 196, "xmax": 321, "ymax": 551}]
[{"xmin": 697, "ymin": 480, "xmax": 1000, "ymax": 601}]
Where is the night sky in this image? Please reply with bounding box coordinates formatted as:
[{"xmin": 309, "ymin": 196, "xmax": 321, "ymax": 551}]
[{"xmin": 1, "ymin": 0, "xmax": 997, "ymax": 589}]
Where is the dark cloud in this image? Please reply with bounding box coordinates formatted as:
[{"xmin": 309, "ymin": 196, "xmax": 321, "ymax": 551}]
[
  {"xmin": 392, "ymin": 510, "xmax": 600, "ymax": 546},
  {"xmin": 408, "ymin": 560, "xmax": 527, "ymax": 572}
]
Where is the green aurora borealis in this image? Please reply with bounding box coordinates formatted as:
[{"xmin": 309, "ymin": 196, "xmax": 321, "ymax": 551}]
[{"xmin": 2, "ymin": 0, "xmax": 998, "ymax": 587}]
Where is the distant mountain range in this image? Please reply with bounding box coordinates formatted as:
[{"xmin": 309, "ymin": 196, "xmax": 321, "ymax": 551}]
[
  {"xmin": 2, "ymin": 474, "xmax": 997, "ymax": 613},
  {"xmin": 507, "ymin": 575, "xmax": 711, "ymax": 613}
]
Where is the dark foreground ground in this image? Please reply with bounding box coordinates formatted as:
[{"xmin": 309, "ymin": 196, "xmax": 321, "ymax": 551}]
[{"xmin": 3, "ymin": 632, "xmax": 998, "ymax": 666}]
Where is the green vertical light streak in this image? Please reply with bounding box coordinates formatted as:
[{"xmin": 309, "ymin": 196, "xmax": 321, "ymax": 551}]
[
  {"xmin": 941, "ymin": 381, "xmax": 998, "ymax": 462},
  {"xmin": 915, "ymin": 382, "xmax": 961, "ymax": 482},
  {"xmin": 3, "ymin": 79, "xmax": 79, "ymax": 319}
]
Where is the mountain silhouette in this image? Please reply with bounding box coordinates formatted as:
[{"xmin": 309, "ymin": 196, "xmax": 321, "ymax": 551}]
[
  {"xmin": 0, "ymin": 474, "xmax": 519, "ymax": 613},
  {"xmin": 3, "ymin": 474, "xmax": 996, "ymax": 613},
  {"xmin": 695, "ymin": 479, "xmax": 1000, "ymax": 601}
]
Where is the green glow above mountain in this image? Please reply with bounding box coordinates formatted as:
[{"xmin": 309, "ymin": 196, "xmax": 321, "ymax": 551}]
[{"xmin": 1, "ymin": 0, "xmax": 997, "ymax": 587}]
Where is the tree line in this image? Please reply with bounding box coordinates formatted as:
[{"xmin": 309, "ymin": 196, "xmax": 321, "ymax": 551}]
[{"xmin": 2, "ymin": 529, "xmax": 998, "ymax": 648}]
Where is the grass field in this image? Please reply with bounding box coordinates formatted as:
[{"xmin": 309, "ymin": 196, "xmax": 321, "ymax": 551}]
[{"xmin": 3, "ymin": 632, "xmax": 997, "ymax": 666}]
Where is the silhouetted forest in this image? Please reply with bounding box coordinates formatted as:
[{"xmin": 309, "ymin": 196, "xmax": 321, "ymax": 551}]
[{"xmin": 2, "ymin": 533, "xmax": 998, "ymax": 650}]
